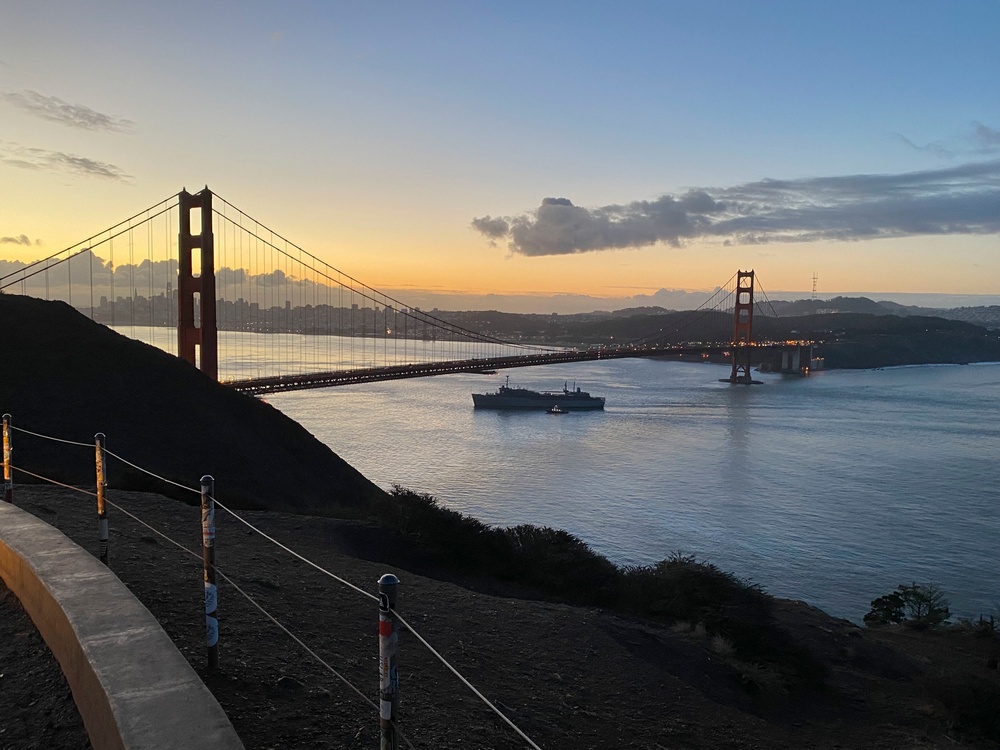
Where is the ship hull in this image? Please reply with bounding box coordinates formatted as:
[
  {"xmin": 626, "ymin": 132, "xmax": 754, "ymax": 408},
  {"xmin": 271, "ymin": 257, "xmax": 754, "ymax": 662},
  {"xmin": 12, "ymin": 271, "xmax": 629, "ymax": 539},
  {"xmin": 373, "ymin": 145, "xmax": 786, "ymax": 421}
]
[{"xmin": 472, "ymin": 392, "xmax": 605, "ymax": 410}]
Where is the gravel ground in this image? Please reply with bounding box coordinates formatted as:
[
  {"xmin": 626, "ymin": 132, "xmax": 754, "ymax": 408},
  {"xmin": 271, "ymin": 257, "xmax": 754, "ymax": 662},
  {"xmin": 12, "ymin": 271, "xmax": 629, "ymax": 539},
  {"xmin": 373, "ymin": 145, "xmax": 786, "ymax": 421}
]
[{"xmin": 4, "ymin": 485, "xmax": 1000, "ymax": 750}]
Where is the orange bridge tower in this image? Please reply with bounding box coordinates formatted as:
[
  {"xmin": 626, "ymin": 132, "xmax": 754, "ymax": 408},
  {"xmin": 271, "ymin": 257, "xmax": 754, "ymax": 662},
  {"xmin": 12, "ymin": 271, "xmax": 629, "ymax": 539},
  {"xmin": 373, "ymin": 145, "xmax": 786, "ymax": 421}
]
[
  {"xmin": 726, "ymin": 270, "xmax": 758, "ymax": 384},
  {"xmin": 177, "ymin": 188, "xmax": 218, "ymax": 380}
]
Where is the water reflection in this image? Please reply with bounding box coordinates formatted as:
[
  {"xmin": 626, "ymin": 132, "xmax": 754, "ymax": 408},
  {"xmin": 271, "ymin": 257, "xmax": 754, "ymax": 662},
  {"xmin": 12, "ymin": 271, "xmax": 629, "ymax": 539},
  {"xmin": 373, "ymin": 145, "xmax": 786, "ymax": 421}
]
[{"xmin": 262, "ymin": 358, "xmax": 998, "ymax": 622}]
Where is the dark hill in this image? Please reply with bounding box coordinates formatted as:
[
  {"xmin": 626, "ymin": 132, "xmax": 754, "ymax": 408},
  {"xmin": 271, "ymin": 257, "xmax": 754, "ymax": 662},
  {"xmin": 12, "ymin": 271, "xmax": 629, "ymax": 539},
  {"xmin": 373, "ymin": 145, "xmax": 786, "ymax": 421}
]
[
  {"xmin": 769, "ymin": 296, "xmax": 896, "ymax": 316},
  {"xmin": 753, "ymin": 313, "xmax": 1000, "ymax": 368},
  {"xmin": 0, "ymin": 294, "xmax": 385, "ymax": 514}
]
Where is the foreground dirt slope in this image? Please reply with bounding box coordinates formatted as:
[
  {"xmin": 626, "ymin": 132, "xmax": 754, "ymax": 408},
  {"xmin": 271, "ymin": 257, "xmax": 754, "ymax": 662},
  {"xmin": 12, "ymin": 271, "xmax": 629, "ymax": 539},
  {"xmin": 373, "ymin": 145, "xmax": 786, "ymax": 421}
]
[{"xmin": 7, "ymin": 486, "xmax": 1000, "ymax": 750}]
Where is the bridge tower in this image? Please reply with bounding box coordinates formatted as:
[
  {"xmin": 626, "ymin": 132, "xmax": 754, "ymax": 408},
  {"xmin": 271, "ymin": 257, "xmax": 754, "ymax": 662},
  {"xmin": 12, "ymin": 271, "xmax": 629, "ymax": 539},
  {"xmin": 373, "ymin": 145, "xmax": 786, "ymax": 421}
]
[
  {"xmin": 177, "ymin": 188, "xmax": 218, "ymax": 380},
  {"xmin": 726, "ymin": 269, "xmax": 757, "ymax": 384}
]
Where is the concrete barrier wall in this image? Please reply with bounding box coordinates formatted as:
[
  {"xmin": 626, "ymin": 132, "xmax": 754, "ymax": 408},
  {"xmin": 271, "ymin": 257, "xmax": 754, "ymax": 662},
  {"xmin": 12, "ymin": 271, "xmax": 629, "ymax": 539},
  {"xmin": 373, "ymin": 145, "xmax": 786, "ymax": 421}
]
[{"xmin": 0, "ymin": 502, "xmax": 245, "ymax": 750}]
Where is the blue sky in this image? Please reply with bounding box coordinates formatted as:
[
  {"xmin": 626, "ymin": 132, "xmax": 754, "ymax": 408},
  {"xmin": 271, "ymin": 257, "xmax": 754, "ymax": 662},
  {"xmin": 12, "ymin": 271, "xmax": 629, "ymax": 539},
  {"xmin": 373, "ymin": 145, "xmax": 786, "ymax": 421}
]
[{"xmin": 1, "ymin": 1, "xmax": 998, "ymax": 311}]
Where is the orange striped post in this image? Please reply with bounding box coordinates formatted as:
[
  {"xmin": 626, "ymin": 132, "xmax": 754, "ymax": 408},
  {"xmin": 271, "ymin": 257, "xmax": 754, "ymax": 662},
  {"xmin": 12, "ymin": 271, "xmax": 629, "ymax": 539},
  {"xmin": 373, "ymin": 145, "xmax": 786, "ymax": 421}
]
[
  {"xmin": 2, "ymin": 414, "xmax": 11, "ymax": 503},
  {"xmin": 378, "ymin": 573, "xmax": 400, "ymax": 750},
  {"xmin": 95, "ymin": 433, "xmax": 109, "ymax": 565},
  {"xmin": 201, "ymin": 475, "xmax": 219, "ymax": 671}
]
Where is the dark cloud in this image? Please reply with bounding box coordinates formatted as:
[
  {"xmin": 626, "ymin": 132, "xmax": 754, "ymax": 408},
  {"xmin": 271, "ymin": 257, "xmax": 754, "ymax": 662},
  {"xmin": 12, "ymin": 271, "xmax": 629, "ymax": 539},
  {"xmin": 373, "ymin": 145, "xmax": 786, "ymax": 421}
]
[
  {"xmin": 0, "ymin": 143, "xmax": 131, "ymax": 181},
  {"xmin": 0, "ymin": 234, "xmax": 35, "ymax": 246},
  {"xmin": 469, "ymin": 215, "xmax": 510, "ymax": 239},
  {"xmin": 473, "ymin": 160, "xmax": 1000, "ymax": 255},
  {"xmin": 483, "ymin": 190, "xmax": 726, "ymax": 257},
  {"xmin": 2, "ymin": 90, "xmax": 134, "ymax": 132}
]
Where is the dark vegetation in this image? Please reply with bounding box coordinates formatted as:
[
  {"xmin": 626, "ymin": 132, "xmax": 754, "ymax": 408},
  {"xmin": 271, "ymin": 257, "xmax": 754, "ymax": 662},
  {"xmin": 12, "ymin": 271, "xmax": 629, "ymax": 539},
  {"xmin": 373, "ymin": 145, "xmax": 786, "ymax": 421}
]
[
  {"xmin": 755, "ymin": 313, "xmax": 1000, "ymax": 369},
  {"xmin": 864, "ymin": 583, "xmax": 952, "ymax": 629},
  {"xmin": 372, "ymin": 486, "xmax": 823, "ymax": 686},
  {"xmin": 861, "ymin": 582, "xmax": 1000, "ymax": 744}
]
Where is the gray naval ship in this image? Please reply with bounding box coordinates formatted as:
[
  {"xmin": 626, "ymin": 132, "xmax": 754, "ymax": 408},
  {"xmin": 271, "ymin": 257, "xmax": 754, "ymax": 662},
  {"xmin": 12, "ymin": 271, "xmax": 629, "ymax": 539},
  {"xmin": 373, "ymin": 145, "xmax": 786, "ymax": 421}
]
[{"xmin": 472, "ymin": 376, "xmax": 605, "ymax": 410}]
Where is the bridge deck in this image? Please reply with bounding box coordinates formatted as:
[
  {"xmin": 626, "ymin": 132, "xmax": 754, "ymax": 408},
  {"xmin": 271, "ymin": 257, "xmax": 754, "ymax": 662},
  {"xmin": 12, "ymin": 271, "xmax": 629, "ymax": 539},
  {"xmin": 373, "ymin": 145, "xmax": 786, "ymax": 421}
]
[{"xmin": 225, "ymin": 344, "xmax": 804, "ymax": 394}]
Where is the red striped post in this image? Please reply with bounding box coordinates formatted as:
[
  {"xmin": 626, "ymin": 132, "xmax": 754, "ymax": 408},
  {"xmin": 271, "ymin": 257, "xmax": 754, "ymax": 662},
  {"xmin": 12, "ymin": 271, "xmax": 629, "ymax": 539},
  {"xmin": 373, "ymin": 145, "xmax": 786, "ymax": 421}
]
[
  {"xmin": 201, "ymin": 475, "xmax": 219, "ymax": 672},
  {"xmin": 2, "ymin": 414, "xmax": 11, "ymax": 503},
  {"xmin": 378, "ymin": 573, "xmax": 400, "ymax": 750},
  {"xmin": 94, "ymin": 433, "xmax": 109, "ymax": 565}
]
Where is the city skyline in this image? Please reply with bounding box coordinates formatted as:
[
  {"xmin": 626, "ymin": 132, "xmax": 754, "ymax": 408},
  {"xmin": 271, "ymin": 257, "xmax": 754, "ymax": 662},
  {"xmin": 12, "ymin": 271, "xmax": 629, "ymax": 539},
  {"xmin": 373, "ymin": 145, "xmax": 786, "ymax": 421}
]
[{"xmin": 1, "ymin": 1, "xmax": 997, "ymax": 313}]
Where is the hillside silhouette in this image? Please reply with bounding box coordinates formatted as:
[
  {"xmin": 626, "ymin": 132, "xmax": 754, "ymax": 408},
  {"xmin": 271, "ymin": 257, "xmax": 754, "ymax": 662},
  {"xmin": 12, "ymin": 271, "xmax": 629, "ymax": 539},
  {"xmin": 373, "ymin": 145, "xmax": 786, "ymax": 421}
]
[{"xmin": 0, "ymin": 294, "xmax": 384, "ymax": 514}]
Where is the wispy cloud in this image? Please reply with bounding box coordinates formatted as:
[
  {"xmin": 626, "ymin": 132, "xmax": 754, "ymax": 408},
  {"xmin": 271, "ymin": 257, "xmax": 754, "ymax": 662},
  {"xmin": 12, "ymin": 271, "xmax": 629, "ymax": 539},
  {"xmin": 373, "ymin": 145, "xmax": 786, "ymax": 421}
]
[
  {"xmin": 0, "ymin": 234, "xmax": 40, "ymax": 246},
  {"xmin": 1, "ymin": 90, "xmax": 134, "ymax": 133},
  {"xmin": 891, "ymin": 133, "xmax": 953, "ymax": 158},
  {"xmin": 0, "ymin": 143, "xmax": 132, "ymax": 181},
  {"xmin": 473, "ymin": 159, "xmax": 1000, "ymax": 256},
  {"xmin": 893, "ymin": 122, "xmax": 1000, "ymax": 160},
  {"xmin": 973, "ymin": 122, "xmax": 1000, "ymax": 152}
]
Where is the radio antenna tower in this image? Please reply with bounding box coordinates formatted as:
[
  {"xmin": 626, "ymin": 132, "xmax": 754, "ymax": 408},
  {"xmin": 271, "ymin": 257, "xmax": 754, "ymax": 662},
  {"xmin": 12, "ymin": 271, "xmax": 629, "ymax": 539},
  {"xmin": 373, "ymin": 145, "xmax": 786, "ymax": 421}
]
[{"xmin": 812, "ymin": 272, "xmax": 818, "ymax": 301}]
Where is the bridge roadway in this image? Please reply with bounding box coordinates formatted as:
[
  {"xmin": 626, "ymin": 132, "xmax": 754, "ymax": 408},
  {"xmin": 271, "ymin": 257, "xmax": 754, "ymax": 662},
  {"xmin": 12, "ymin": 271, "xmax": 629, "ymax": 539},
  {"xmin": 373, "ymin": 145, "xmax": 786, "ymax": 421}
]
[{"xmin": 225, "ymin": 343, "xmax": 798, "ymax": 395}]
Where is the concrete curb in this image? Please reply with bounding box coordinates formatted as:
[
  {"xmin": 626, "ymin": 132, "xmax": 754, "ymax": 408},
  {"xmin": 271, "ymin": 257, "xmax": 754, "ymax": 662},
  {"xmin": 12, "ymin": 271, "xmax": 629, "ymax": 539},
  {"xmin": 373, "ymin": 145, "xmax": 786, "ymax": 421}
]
[{"xmin": 0, "ymin": 502, "xmax": 245, "ymax": 750}]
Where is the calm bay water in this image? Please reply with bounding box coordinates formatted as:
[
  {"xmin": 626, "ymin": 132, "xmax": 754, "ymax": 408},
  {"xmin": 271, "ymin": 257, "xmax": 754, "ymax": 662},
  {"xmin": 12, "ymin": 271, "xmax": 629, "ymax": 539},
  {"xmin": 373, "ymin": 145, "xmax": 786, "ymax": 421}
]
[
  {"xmin": 117, "ymin": 326, "xmax": 999, "ymax": 621},
  {"xmin": 268, "ymin": 357, "xmax": 1000, "ymax": 622}
]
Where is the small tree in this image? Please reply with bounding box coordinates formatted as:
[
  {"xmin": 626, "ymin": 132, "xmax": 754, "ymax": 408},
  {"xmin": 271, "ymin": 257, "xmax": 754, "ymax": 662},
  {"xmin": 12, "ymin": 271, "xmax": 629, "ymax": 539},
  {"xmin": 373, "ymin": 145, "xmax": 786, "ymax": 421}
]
[
  {"xmin": 899, "ymin": 582, "xmax": 950, "ymax": 628},
  {"xmin": 864, "ymin": 583, "xmax": 950, "ymax": 629},
  {"xmin": 864, "ymin": 590, "xmax": 905, "ymax": 626}
]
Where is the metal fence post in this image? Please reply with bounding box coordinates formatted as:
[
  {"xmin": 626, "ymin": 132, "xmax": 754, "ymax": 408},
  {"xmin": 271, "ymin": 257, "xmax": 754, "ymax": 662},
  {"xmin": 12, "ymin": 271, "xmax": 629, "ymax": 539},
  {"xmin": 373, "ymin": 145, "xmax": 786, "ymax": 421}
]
[
  {"xmin": 95, "ymin": 433, "xmax": 109, "ymax": 565},
  {"xmin": 378, "ymin": 573, "xmax": 400, "ymax": 750},
  {"xmin": 3, "ymin": 414, "xmax": 12, "ymax": 503},
  {"xmin": 201, "ymin": 475, "xmax": 219, "ymax": 672}
]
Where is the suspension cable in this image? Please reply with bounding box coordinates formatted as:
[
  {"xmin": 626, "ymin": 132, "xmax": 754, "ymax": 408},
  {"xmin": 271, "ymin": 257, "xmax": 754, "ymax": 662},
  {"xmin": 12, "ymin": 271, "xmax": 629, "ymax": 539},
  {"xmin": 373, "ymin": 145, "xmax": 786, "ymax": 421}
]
[
  {"xmin": 0, "ymin": 197, "xmax": 178, "ymax": 287},
  {"xmin": 211, "ymin": 203, "xmax": 552, "ymax": 352},
  {"xmin": 622, "ymin": 273, "xmax": 738, "ymax": 347},
  {"xmin": 750, "ymin": 273, "xmax": 782, "ymax": 320}
]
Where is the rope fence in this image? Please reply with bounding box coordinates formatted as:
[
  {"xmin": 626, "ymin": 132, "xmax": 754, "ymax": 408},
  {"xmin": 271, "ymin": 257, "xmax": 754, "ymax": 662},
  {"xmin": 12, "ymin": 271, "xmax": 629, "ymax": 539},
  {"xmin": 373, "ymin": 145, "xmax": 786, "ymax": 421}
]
[{"xmin": 1, "ymin": 414, "xmax": 542, "ymax": 750}]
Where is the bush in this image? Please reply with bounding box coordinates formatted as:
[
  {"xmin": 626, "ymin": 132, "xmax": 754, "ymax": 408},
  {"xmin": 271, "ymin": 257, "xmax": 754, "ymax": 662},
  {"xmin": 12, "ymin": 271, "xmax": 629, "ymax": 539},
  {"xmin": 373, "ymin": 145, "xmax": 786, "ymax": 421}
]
[
  {"xmin": 497, "ymin": 524, "xmax": 620, "ymax": 605},
  {"xmin": 375, "ymin": 488, "xmax": 823, "ymax": 685},
  {"xmin": 864, "ymin": 583, "xmax": 950, "ymax": 629},
  {"xmin": 375, "ymin": 485, "xmax": 502, "ymax": 569},
  {"xmin": 864, "ymin": 590, "xmax": 906, "ymax": 627},
  {"xmin": 616, "ymin": 554, "xmax": 823, "ymax": 685}
]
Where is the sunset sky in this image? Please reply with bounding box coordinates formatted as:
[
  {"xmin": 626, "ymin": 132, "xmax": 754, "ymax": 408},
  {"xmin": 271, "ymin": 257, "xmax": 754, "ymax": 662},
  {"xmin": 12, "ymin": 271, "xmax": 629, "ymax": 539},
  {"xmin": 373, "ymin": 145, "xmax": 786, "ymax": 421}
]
[{"xmin": 2, "ymin": 1, "xmax": 998, "ymax": 312}]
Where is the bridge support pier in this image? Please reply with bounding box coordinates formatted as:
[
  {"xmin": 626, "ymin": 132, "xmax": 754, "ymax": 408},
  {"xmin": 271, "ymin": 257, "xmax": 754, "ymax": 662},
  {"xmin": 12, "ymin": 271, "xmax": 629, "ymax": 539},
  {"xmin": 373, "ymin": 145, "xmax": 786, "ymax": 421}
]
[
  {"xmin": 779, "ymin": 344, "xmax": 816, "ymax": 374},
  {"xmin": 178, "ymin": 188, "xmax": 218, "ymax": 380},
  {"xmin": 756, "ymin": 344, "xmax": 820, "ymax": 375}
]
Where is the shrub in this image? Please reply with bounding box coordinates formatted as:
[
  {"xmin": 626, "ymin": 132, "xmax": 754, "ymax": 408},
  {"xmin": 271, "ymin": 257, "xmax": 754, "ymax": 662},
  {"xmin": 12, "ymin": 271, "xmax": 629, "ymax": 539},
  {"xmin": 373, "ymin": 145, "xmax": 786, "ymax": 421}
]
[
  {"xmin": 375, "ymin": 488, "xmax": 823, "ymax": 686},
  {"xmin": 616, "ymin": 554, "xmax": 825, "ymax": 685},
  {"xmin": 497, "ymin": 524, "xmax": 620, "ymax": 605},
  {"xmin": 864, "ymin": 583, "xmax": 950, "ymax": 629},
  {"xmin": 863, "ymin": 590, "xmax": 906, "ymax": 627}
]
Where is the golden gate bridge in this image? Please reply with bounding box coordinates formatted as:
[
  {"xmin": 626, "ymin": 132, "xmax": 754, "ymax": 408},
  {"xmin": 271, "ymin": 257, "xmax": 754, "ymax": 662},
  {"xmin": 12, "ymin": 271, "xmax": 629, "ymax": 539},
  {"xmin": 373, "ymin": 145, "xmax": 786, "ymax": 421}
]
[{"xmin": 0, "ymin": 188, "xmax": 814, "ymax": 393}]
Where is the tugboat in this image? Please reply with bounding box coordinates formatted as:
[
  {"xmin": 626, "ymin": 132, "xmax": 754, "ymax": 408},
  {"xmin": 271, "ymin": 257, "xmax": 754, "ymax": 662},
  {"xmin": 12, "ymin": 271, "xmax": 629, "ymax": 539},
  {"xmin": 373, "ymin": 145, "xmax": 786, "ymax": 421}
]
[
  {"xmin": 472, "ymin": 376, "xmax": 605, "ymax": 410},
  {"xmin": 546, "ymin": 405, "xmax": 567, "ymax": 414}
]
